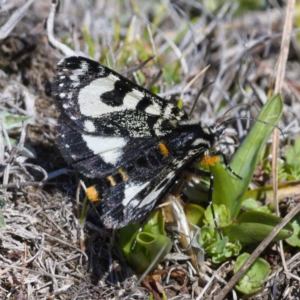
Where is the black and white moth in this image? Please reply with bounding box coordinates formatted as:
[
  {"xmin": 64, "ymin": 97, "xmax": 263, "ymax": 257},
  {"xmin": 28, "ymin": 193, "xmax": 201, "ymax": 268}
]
[{"xmin": 52, "ymin": 56, "xmax": 225, "ymax": 229}]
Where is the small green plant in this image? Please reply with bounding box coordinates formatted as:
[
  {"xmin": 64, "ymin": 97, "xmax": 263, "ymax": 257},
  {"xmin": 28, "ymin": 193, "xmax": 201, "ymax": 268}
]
[
  {"xmin": 234, "ymin": 253, "xmax": 270, "ymax": 295},
  {"xmin": 119, "ymin": 210, "xmax": 172, "ymax": 274}
]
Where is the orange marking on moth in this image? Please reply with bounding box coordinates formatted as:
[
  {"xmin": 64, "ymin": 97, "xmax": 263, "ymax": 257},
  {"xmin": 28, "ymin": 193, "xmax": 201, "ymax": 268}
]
[
  {"xmin": 107, "ymin": 175, "xmax": 116, "ymax": 186},
  {"xmin": 118, "ymin": 168, "xmax": 129, "ymax": 182},
  {"xmin": 158, "ymin": 142, "xmax": 169, "ymax": 157},
  {"xmin": 199, "ymin": 155, "xmax": 220, "ymax": 167},
  {"xmin": 86, "ymin": 186, "xmax": 101, "ymax": 202}
]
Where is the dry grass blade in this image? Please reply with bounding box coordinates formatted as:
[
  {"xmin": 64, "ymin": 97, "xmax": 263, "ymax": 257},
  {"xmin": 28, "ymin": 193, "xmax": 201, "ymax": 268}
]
[
  {"xmin": 0, "ymin": 0, "xmax": 34, "ymax": 40},
  {"xmin": 46, "ymin": 0, "xmax": 76, "ymax": 56},
  {"xmin": 272, "ymin": 0, "xmax": 295, "ymax": 275}
]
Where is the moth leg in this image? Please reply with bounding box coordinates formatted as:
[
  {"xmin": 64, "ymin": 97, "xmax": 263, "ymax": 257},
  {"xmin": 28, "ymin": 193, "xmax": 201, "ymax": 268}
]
[
  {"xmin": 185, "ymin": 166, "xmax": 222, "ymax": 239},
  {"xmin": 209, "ymin": 150, "xmax": 242, "ymax": 180}
]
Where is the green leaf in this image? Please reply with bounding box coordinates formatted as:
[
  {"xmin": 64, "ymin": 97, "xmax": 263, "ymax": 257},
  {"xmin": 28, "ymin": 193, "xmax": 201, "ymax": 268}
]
[
  {"xmin": 241, "ymin": 198, "xmax": 271, "ymax": 214},
  {"xmin": 210, "ymin": 162, "xmax": 238, "ymax": 211},
  {"xmin": 204, "ymin": 204, "xmax": 232, "ymax": 228},
  {"xmin": 227, "ymin": 94, "xmax": 283, "ymax": 217},
  {"xmin": 184, "ymin": 203, "xmax": 205, "ymax": 227},
  {"xmin": 234, "ymin": 253, "xmax": 270, "ymax": 295},
  {"xmin": 0, "ymin": 111, "xmax": 32, "ymax": 130},
  {"xmin": 286, "ymin": 215, "xmax": 300, "ymax": 247},
  {"xmin": 222, "ymin": 211, "xmax": 293, "ymax": 245},
  {"xmin": 198, "ymin": 226, "xmax": 242, "ymax": 263},
  {"xmin": 142, "ymin": 209, "xmax": 165, "ymax": 236}
]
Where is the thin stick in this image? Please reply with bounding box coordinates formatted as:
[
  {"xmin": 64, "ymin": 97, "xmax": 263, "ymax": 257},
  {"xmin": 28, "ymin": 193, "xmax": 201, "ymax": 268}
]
[{"xmin": 272, "ymin": 0, "xmax": 295, "ymax": 273}]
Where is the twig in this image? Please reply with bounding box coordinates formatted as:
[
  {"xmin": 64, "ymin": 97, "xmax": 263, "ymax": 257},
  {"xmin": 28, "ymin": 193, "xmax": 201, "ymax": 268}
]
[{"xmin": 272, "ymin": 0, "xmax": 295, "ymax": 273}]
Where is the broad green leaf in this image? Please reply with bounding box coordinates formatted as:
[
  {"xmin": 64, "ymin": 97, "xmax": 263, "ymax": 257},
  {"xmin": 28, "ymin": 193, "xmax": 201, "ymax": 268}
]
[
  {"xmin": 210, "ymin": 162, "xmax": 238, "ymax": 211},
  {"xmin": 234, "ymin": 253, "xmax": 270, "ymax": 295},
  {"xmin": 142, "ymin": 210, "xmax": 165, "ymax": 236},
  {"xmin": 286, "ymin": 215, "xmax": 300, "ymax": 247},
  {"xmin": 222, "ymin": 211, "xmax": 293, "ymax": 245},
  {"xmin": 229, "ymin": 94, "xmax": 283, "ymax": 217}
]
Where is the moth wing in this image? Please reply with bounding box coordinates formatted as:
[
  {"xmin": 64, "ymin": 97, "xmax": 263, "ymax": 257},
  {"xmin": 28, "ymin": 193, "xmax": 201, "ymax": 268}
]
[
  {"xmin": 89, "ymin": 156, "xmax": 189, "ymax": 228},
  {"xmin": 57, "ymin": 115, "xmax": 175, "ymax": 179},
  {"xmin": 52, "ymin": 56, "xmax": 187, "ymax": 138}
]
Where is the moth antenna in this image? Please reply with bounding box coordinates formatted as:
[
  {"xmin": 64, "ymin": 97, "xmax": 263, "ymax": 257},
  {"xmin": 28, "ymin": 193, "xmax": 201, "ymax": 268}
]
[
  {"xmin": 188, "ymin": 81, "xmax": 214, "ymax": 116},
  {"xmin": 218, "ymin": 117, "xmax": 285, "ymax": 138},
  {"xmin": 146, "ymin": 69, "xmax": 163, "ymax": 90},
  {"xmin": 124, "ymin": 56, "xmax": 155, "ymax": 78},
  {"xmin": 215, "ymin": 103, "xmax": 251, "ymax": 125}
]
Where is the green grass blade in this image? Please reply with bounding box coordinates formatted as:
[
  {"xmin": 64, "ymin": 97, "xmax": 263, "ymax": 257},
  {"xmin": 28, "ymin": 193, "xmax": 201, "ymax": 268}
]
[{"xmin": 229, "ymin": 94, "xmax": 283, "ymax": 217}]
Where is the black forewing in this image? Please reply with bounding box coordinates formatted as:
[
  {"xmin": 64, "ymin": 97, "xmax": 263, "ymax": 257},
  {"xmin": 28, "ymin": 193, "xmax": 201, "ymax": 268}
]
[{"xmin": 53, "ymin": 56, "xmax": 187, "ymax": 137}]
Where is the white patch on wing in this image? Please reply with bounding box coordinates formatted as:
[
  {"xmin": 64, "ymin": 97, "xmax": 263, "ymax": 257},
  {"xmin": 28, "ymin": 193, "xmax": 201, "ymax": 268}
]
[
  {"xmin": 153, "ymin": 118, "xmax": 172, "ymax": 136},
  {"xmin": 137, "ymin": 170, "xmax": 176, "ymax": 208},
  {"xmin": 137, "ymin": 158, "xmax": 188, "ymax": 209},
  {"xmin": 78, "ymin": 75, "xmax": 163, "ymax": 117},
  {"xmin": 70, "ymin": 74, "xmax": 80, "ymax": 87},
  {"xmin": 123, "ymin": 89, "xmax": 144, "ymax": 109},
  {"xmin": 81, "ymin": 135, "xmax": 127, "ymax": 165},
  {"xmin": 84, "ymin": 120, "xmax": 96, "ymax": 132},
  {"xmin": 163, "ymin": 103, "xmax": 173, "ymax": 118},
  {"xmin": 60, "ymin": 93, "xmax": 66, "ymax": 98},
  {"xmin": 122, "ymin": 182, "xmax": 149, "ymax": 206},
  {"xmin": 144, "ymin": 102, "xmax": 161, "ymax": 115},
  {"xmin": 70, "ymin": 75, "xmax": 79, "ymax": 82},
  {"xmin": 78, "ymin": 74, "xmax": 123, "ymax": 117},
  {"xmin": 130, "ymin": 199, "xmax": 140, "ymax": 207},
  {"xmin": 101, "ymin": 149, "xmax": 123, "ymax": 165},
  {"xmin": 80, "ymin": 61, "xmax": 89, "ymax": 73}
]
